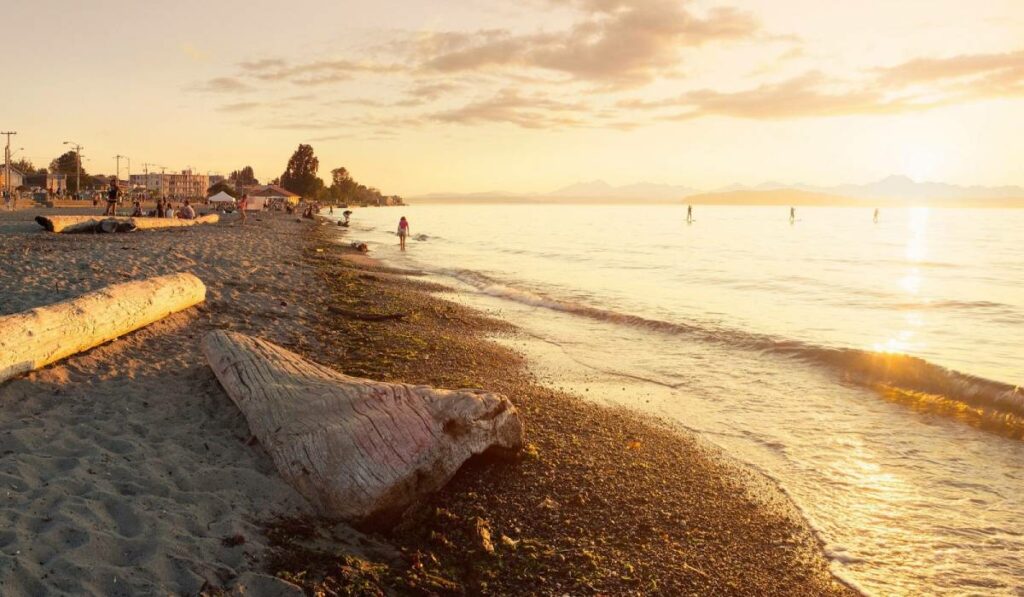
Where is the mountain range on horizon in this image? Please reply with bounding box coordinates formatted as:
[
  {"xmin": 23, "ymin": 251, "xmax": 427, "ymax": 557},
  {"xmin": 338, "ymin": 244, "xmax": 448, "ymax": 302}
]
[{"xmin": 411, "ymin": 175, "xmax": 1024, "ymax": 204}]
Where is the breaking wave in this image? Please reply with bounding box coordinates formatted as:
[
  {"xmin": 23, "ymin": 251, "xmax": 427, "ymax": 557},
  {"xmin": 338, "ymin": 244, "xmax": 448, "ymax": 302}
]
[{"xmin": 441, "ymin": 267, "xmax": 1023, "ymax": 422}]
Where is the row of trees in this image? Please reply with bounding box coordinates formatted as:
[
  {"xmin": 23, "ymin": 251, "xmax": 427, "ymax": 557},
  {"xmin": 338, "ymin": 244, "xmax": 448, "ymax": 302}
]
[{"xmin": 278, "ymin": 144, "xmax": 401, "ymax": 205}]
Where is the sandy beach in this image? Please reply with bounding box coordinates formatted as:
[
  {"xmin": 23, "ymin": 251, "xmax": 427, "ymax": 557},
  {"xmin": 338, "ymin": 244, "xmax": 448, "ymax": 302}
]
[{"xmin": 0, "ymin": 208, "xmax": 855, "ymax": 595}]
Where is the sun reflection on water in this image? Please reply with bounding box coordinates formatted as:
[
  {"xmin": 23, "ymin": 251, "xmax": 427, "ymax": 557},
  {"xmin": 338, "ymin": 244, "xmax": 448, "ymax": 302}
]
[{"xmin": 873, "ymin": 208, "xmax": 931, "ymax": 355}]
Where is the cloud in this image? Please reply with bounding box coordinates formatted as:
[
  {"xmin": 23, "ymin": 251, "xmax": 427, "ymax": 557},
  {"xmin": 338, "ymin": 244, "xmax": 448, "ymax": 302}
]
[
  {"xmin": 619, "ymin": 48, "xmax": 1024, "ymax": 122},
  {"xmin": 419, "ymin": 0, "xmax": 759, "ymax": 86},
  {"xmin": 620, "ymin": 71, "xmax": 938, "ymax": 120},
  {"xmin": 876, "ymin": 50, "xmax": 1024, "ymax": 85},
  {"xmin": 217, "ymin": 102, "xmax": 262, "ymax": 113},
  {"xmin": 238, "ymin": 58, "xmax": 287, "ymax": 71},
  {"xmin": 431, "ymin": 89, "xmax": 589, "ymax": 128},
  {"xmin": 193, "ymin": 77, "xmax": 253, "ymax": 93},
  {"xmin": 238, "ymin": 58, "xmax": 404, "ymax": 85}
]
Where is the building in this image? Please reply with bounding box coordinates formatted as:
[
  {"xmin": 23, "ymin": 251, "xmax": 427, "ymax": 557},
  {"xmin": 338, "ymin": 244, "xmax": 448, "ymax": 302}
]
[
  {"xmin": 0, "ymin": 166, "xmax": 25, "ymax": 190},
  {"xmin": 130, "ymin": 170, "xmax": 210, "ymax": 199},
  {"xmin": 24, "ymin": 172, "xmax": 68, "ymax": 194},
  {"xmin": 246, "ymin": 184, "xmax": 301, "ymax": 206}
]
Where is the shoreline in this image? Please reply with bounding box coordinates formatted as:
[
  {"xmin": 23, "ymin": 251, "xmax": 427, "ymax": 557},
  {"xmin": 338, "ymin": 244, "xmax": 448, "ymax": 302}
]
[
  {"xmin": 299, "ymin": 220, "xmax": 858, "ymax": 595},
  {"xmin": 0, "ymin": 208, "xmax": 857, "ymax": 595}
]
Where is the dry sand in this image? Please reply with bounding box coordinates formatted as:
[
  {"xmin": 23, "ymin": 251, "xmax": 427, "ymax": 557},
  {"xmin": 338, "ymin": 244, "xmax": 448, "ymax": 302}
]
[{"xmin": 0, "ymin": 209, "xmax": 389, "ymax": 595}]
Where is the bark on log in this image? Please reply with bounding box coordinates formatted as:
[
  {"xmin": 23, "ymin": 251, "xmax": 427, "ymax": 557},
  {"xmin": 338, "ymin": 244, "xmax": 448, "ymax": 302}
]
[
  {"xmin": 0, "ymin": 273, "xmax": 206, "ymax": 384},
  {"xmin": 35, "ymin": 214, "xmax": 219, "ymax": 233},
  {"xmin": 202, "ymin": 331, "xmax": 524, "ymax": 526}
]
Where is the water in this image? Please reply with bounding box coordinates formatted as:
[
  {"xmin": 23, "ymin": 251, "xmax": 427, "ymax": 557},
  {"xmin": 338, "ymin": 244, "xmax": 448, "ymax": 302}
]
[{"xmin": 330, "ymin": 204, "xmax": 1024, "ymax": 596}]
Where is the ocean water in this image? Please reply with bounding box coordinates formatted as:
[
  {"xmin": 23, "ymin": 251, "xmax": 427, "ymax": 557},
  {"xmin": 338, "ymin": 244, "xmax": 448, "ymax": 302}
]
[{"xmin": 330, "ymin": 204, "xmax": 1024, "ymax": 596}]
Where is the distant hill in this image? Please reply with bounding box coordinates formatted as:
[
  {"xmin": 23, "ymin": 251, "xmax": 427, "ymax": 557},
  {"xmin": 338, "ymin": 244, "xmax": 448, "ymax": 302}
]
[
  {"xmin": 547, "ymin": 180, "xmax": 697, "ymax": 200},
  {"xmin": 682, "ymin": 189, "xmax": 860, "ymax": 207},
  {"xmin": 410, "ymin": 176, "xmax": 1024, "ymax": 206}
]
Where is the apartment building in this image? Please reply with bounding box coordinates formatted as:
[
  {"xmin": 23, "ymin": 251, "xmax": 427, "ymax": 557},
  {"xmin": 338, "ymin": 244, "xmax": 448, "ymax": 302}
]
[{"xmin": 130, "ymin": 170, "xmax": 210, "ymax": 198}]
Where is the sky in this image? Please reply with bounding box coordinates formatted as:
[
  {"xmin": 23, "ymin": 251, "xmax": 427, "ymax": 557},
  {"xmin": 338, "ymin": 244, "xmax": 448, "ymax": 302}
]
[{"xmin": 3, "ymin": 0, "xmax": 1024, "ymax": 195}]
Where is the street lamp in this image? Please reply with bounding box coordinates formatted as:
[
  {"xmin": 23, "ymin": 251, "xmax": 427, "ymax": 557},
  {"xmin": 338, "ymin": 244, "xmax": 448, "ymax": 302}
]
[{"xmin": 63, "ymin": 141, "xmax": 83, "ymax": 199}]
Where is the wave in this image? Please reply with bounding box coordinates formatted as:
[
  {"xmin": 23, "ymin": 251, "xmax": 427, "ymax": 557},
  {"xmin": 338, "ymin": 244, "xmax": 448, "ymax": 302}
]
[{"xmin": 441, "ymin": 267, "xmax": 1023, "ymax": 421}]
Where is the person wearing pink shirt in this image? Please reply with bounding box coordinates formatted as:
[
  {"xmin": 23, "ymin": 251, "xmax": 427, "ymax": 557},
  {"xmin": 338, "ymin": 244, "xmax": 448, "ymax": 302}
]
[{"xmin": 397, "ymin": 216, "xmax": 410, "ymax": 251}]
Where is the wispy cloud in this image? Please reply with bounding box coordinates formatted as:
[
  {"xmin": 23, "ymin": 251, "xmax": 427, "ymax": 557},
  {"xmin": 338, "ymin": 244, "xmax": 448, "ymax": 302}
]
[
  {"xmin": 238, "ymin": 58, "xmax": 404, "ymax": 85},
  {"xmin": 217, "ymin": 102, "xmax": 262, "ymax": 113},
  {"xmin": 876, "ymin": 50, "xmax": 1024, "ymax": 85},
  {"xmin": 431, "ymin": 89, "xmax": 588, "ymax": 128},
  {"xmin": 192, "ymin": 77, "xmax": 254, "ymax": 93}
]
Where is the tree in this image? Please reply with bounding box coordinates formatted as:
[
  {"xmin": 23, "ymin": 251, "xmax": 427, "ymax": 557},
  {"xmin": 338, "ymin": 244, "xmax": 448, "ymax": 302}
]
[
  {"xmin": 229, "ymin": 166, "xmax": 258, "ymax": 186},
  {"xmin": 10, "ymin": 158, "xmax": 34, "ymax": 175},
  {"xmin": 329, "ymin": 166, "xmax": 357, "ymax": 202},
  {"xmin": 50, "ymin": 151, "xmax": 89, "ymax": 193},
  {"xmin": 280, "ymin": 144, "xmax": 323, "ymax": 198},
  {"xmin": 207, "ymin": 180, "xmax": 238, "ymax": 198}
]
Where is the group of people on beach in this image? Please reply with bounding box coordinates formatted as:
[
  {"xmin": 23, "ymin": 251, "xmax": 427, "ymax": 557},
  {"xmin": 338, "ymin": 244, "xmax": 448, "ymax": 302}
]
[{"xmin": 104, "ymin": 178, "xmax": 196, "ymax": 219}]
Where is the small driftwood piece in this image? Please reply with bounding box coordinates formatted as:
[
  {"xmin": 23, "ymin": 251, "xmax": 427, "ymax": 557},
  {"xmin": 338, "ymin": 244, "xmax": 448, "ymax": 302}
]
[
  {"xmin": 327, "ymin": 306, "xmax": 408, "ymax": 322},
  {"xmin": 202, "ymin": 331, "xmax": 524, "ymax": 525},
  {"xmin": 0, "ymin": 273, "xmax": 206, "ymax": 384},
  {"xmin": 35, "ymin": 214, "xmax": 219, "ymax": 233}
]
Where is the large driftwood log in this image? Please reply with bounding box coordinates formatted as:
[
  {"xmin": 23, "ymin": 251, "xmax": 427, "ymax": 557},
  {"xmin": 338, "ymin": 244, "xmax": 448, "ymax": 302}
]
[
  {"xmin": 202, "ymin": 331, "xmax": 524, "ymax": 525},
  {"xmin": 35, "ymin": 214, "xmax": 219, "ymax": 233},
  {"xmin": 0, "ymin": 273, "xmax": 206, "ymax": 384}
]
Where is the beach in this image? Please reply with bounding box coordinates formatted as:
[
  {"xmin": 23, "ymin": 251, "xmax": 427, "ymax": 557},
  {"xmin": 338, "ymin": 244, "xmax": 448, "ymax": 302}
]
[{"xmin": 0, "ymin": 208, "xmax": 853, "ymax": 595}]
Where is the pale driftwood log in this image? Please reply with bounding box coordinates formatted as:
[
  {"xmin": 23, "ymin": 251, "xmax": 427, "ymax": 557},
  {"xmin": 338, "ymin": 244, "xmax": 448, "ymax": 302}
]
[
  {"xmin": 35, "ymin": 214, "xmax": 219, "ymax": 233},
  {"xmin": 0, "ymin": 273, "xmax": 206, "ymax": 384},
  {"xmin": 202, "ymin": 331, "xmax": 524, "ymax": 525}
]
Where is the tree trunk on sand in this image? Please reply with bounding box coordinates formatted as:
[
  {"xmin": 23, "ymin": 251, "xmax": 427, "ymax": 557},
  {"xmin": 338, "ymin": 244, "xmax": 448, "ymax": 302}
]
[
  {"xmin": 35, "ymin": 214, "xmax": 219, "ymax": 233},
  {"xmin": 0, "ymin": 273, "xmax": 206, "ymax": 384},
  {"xmin": 202, "ymin": 330, "xmax": 525, "ymax": 527}
]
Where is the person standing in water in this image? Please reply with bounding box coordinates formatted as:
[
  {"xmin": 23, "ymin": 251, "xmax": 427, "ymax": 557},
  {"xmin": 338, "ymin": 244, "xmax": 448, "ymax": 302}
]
[
  {"xmin": 873, "ymin": 208, "xmax": 880, "ymax": 223},
  {"xmin": 686, "ymin": 204, "xmax": 694, "ymax": 223},
  {"xmin": 397, "ymin": 216, "xmax": 410, "ymax": 251},
  {"xmin": 789, "ymin": 206, "xmax": 796, "ymax": 223}
]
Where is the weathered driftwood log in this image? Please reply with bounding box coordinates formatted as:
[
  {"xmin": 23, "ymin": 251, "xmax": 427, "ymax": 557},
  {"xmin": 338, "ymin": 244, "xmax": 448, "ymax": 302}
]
[
  {"xmin": 202, "ymin": 331, "xmax": 524, "ymax": 525},
  {"xmin": 35, "ymin": 214, "xmax": 219, "ymax": 233},
  {"xmin": 0, "ymin": 273, "xmax": 206, "ymax": 384}
]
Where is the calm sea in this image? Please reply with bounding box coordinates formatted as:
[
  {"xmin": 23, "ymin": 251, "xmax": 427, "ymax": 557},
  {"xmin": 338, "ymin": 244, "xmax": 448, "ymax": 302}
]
[{"xmin": 331, "ymin": 203, "xmax": 1024, "ymax": 596}]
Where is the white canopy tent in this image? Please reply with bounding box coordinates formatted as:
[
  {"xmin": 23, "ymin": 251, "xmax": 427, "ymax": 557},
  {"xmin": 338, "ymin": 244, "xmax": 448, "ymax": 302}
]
[{"xmin": 207, "ymin": 191, "xmax": 236, "ymax": 203}]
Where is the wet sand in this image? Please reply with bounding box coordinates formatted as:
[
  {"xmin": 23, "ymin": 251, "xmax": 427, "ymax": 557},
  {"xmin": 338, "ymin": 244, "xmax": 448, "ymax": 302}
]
[{"xmin": 0, "ymin": 208, "xmax": 856, "ymax": 595}]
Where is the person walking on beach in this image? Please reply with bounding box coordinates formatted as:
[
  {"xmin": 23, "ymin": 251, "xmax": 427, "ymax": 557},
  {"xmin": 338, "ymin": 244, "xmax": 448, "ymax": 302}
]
[
  {"xmin": 104, "ymin": 179, "xmax": 120, "ymax": 216},
  {"xmin": 397, "ymin": 216, "xmax": 410, "ymax": 251},
  {"xmin": 238, "ymin": 194, "xmax": 248, "ymax": 224}
]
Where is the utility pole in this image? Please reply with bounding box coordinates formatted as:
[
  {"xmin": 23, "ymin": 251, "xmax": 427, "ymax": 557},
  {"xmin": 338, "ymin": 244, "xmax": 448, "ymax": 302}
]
[
  {"xmin": 63, "ymin": 141, "xmax": 83, "ymax": 199},
  {"xmin": 2, "ymin": 131, "xmax": 16, "ymax": 210},
  {"xmin": 142, "ymin": 162, "xmax": 158, "ymax": 197},
  {"xmin": 114, "ymin": 154, "xmax": 125, "ymax": 185}
]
